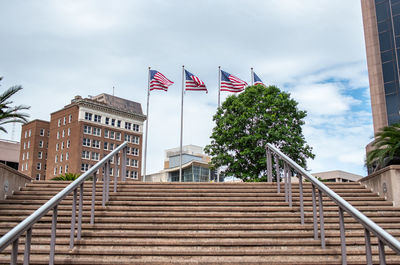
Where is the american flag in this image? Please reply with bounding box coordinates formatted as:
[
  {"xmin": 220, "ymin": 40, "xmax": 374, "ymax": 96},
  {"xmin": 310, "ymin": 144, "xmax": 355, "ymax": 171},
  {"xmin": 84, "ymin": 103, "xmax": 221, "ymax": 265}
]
[
  {"xmin": 220, "ymin": 70, "xmax": 248, "ymax": 92},
  {"xmin": 149, "ymin": 70, "xmax": 174, "ymax": 91},
  {"xmin": 185, "ymin": 70, "xmax": 207, "ymax": 93},
  {"xmin": 253, "ymin": 72, "xmax": 265, "ymax": 86}
]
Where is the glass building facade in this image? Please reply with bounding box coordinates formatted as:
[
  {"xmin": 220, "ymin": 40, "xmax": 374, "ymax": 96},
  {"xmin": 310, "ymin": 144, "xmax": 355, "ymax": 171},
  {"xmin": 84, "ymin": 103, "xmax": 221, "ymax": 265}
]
[
  {"xmin": 374, "ymin": 0, "xmax": 400, "ymax": 125},
  {"xmin": 168, "ymin": 164, "xmax": 217, "ymax": 182}
]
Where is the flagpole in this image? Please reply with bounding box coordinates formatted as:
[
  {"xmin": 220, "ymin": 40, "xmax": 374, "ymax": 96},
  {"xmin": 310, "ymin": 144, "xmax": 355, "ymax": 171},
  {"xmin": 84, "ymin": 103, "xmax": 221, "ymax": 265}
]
[
  {"xmin": 179, "ymin": 65, "xmax": 185, "ymax": 183},
  {"xmin": 251, "ymin": 67, "xmax": 255, "ymax": 85},
  {"xmin": 218, "ymin": 66, "xmax": 221, "ymax": 108},
  {"xmin": 143, "ymin": 67, "xmax": 151, "ymax": 182}
]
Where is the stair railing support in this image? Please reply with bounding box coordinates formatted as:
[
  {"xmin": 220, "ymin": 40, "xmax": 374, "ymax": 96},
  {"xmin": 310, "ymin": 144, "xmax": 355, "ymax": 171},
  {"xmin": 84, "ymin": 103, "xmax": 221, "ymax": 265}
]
[
  {"xmin": 49, "ymin": 206, "xmax": 58, "ymax": 265},
  {"xmin": 284, "ymin": 163, "xmax": 288, "ymax": 203},
  {"xmin": 311, "ymin": 184, "xmax": 318, "ymax": 240},
  {"xmin": 378, "ymin": 239, "xmax": 386, "ymax": 265},
  {"xmin": 274, "ymin": 155, "xmax": 280, "ymax": 193},
  {"xmin": 338, "ymin": 207, "xmax": 347, "ymax": 265},
  {"xmin": 114, "ymin": 153, "xmax": 119, "ymax": 192},
  {"xmin": 364, "ymin": 228, "xmax": 373, "ymax": 265},
  {"xmin": 69, "ymin": 189, "xmax": 77, "ymax": 249},
  {"xmin": 318, "ymin": 189, "xmax": 326, "ymax": 248},
  {"xmin": 288, "ymin": 167, "xmax": 292, "ymax": 207},
  {"xmin": 298, "ymin": 174, "xmax": 304, "ymax": 225},
  {"xmin": 23, "ymin": 228, "xmax": 32, "ymax": 265},
  {"xmin": 102, "ymin": 164, "xmax": 106, "ymax": 207},
  {"xmin": 122, "ymin": 147, "xmax": 127, "ymax": 181},
  {"xmin": 77, "ymin": 182, "xmax": 84, "ymax": 240},
  {"xmin": 90, "ymin": 172, "xmax": 97, "ymax": 225},
  {"xmin": 11, "ymin": 238, "xmax": 18, "ymax": 265}
]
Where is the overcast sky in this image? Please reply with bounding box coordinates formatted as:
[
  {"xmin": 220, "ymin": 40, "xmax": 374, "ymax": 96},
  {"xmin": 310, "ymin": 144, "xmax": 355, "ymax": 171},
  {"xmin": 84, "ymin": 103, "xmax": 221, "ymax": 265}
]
[{"xmin": 0, "ymin": 0, "xmax": 372, "ymax": 176}]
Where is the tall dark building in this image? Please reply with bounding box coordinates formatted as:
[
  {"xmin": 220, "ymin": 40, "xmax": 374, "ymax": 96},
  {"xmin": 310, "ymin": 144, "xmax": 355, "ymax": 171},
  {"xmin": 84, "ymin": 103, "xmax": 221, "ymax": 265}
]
[{"xmin": 361, "ymin": 0, "xmax": 400, "ymax": 134}]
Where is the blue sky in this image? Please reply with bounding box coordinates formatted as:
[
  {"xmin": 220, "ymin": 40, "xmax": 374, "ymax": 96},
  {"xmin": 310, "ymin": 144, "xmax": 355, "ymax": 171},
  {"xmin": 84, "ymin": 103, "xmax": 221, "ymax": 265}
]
[{"xmin": 0, "ymin": 0, "xmax": 372, "ymax": 176}]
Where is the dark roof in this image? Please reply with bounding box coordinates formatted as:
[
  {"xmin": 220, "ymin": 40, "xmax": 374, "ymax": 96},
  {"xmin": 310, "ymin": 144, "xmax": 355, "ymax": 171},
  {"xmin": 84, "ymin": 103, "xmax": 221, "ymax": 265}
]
[{"xmin": 91, "ymin": 93, "xmax": 143, "ymax": 115}]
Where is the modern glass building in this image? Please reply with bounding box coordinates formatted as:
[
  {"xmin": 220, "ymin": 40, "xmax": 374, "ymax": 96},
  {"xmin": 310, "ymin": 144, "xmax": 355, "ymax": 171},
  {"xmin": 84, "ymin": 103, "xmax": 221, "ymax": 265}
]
[{"xmin": 362, "ymin": 0, "xmax": 400, "ymax": 134}]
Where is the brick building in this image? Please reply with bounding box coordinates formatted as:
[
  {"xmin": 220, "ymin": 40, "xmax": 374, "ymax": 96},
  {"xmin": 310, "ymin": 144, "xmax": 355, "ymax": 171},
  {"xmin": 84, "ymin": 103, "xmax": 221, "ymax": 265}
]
[
  {"xmin": 19, "ymin": 120, "xmax": 50, "ymax": 180},
  {"xmin": 19, "ymin": 94, "xmax": 146, "ymax": 181}
]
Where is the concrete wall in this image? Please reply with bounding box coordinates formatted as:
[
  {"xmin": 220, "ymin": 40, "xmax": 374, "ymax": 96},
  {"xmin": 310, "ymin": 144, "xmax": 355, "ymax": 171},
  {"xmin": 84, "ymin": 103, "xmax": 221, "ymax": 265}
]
[
  {"xmin": 0, "ymin": 163, "xmax": 32, "ymax": 200},
  {"xmin": 360, "ymin": 165, "xmax": 400, "ymax": 206}
]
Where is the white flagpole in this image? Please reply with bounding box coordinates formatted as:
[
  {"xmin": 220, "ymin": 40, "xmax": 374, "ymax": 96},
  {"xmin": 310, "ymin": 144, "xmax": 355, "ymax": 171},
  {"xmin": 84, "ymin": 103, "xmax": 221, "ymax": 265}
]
[
  {"xmin": 143, "ymin": 67, "xmax": 151, "ymax": 182},
  {"xmin": 218, "ymin": 66, "xmax": 221, "ymax": 108},
  {"xmin": 179, "ymin": 65, "xmax": 185, "ymax": 182},
  {"xmin": 251, "ymin": 67, "xmax": 254, "ymax": 86}
]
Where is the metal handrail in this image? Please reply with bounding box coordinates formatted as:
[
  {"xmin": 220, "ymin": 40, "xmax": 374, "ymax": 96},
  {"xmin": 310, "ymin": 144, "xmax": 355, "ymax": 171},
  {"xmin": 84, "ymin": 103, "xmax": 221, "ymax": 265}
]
[
  {"xmin": 0, "ymin": 141, "xmax": 128, "ymax": 264},
  {"xmin": 266, "ymin": 143, "xmax": 400, "ymax": 264}
]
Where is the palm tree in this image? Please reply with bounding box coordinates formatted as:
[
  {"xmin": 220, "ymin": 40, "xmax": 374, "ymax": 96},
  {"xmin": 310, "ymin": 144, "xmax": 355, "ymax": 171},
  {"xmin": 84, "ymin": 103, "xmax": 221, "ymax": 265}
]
[
  {"xmin": 0, "ymin": 77, "xmax": 30, "ymax": 133},
  {"xmin": 366, "ymin": 123, "xmax": 400, "ymax": 172}
]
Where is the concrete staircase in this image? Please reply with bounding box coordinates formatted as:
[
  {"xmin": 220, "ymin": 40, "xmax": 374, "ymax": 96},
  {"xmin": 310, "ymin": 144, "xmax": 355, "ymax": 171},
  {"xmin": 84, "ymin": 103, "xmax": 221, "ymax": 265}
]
[{"xmin": 1, "ymin": 181, "xmax": 400, "ymax": 264}]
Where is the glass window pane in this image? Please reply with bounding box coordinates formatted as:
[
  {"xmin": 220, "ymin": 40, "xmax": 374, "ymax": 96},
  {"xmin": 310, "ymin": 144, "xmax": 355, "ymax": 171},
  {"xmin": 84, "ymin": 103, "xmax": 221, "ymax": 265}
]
[
  {"xmin": 376, "ymin": 2, "xmax": 389, "ymax": 22},
  {"xmin": 385, "ymin": 93, "xmax": 400, "ymax": 117},
  {"xmin": 384, "ymin": 81, "xmax": 397, "ymax": 94},
  {"xmin": 379, "ymin": 31, "xmax": 392, "ymax": 51},
  {"xmin": 394, "ymin": 16, "xmax": 400, "ymax": 35},
  {"xmin": 381, "ymin": 50, "xmax": 394, "ymax": 62},
  {"xmin": 378, "ymin": 20, "xmax": 389, "ymax": 32},
  {"xmin": 382, "ymin": 61, "xmax": 396, "ymax": 82}
]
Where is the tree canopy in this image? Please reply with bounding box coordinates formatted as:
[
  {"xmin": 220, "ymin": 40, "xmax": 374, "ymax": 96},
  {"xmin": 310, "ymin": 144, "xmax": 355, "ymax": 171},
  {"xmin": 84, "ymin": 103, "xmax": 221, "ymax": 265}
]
[
  {"xmin": 366, "ymin": 123, "xmax": 400, "ymax": 172},
  {"xmin": 0, "ymin": 77, "xmax": 30, "ymax": 133},
  {"xmin": 204, "ymin": 85, "xmax": 314, "ymax": 182}
]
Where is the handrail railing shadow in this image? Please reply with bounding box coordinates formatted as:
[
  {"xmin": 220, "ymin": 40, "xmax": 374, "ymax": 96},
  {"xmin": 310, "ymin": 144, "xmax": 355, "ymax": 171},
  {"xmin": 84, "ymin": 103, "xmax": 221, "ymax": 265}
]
[
  {"xmin": 0, "ymin": 141, "xmax": 129, "ymax": 265},
  {"xmin": 266, "ymin": 143, "xmax": 400, "ymax": 265}
]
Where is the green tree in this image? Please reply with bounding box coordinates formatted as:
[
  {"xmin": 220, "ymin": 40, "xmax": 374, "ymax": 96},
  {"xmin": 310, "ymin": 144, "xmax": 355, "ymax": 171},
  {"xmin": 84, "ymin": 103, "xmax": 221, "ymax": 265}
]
[
  {"xmin": 0, "ymin": 77, "xmax": 30, "ymax": 133},
  {"xmin": 366, "ymin": 123, "xmax": 400, "ymax": 172},
  {"xmin": 52, "ymin": 173, "xmax": 81, "ymax": 181},
  {"xmin": 204, "ymin": 85, "xmax": 315, "ymax": 182}
]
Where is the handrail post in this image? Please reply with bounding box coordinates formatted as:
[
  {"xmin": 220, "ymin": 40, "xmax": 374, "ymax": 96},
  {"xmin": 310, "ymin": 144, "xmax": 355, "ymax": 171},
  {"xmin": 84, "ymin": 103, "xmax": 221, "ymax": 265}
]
[
  {"xmin": 114, "ymin": 153, "xmax": 119, "ymax": 192},
  {"xmin": 49, "ymin": 206, "xmax": 58, "ymax": 265},
  {"xmin": 378, "ymin": 239, "xmax": 386, "ymax": 265},
  {"xmin": 90, "ymin": 172, "xmax": 97, "ymax": 225},
  {"xmin": 364, "ymin": 228, "xmax": 373, "ymax": 265},
  {"xmin": 102, "ymin": 164, "xmax": 106, "ymax": 207},
  {"xmin": 288, "ymin": 167, "xmax": 292, "ymax": 207},
  {"xmin": 299, "ymin": 174, "xmax": 304, "ymax": 225},
  {"xmin": 77, "ymin": 182, "xmax": 83, "ymax": 240},
  {"xmin": 267, "ymin": 148, "xmax": 272, "ymax": 182},
  {"xmin": 318, "ymin": 189, "xmax": 326, "ymax": 248},
  {"xmin": 69, "ymin": 189, "xmax": 77, "ymax": 249},
  {"xmin": 105, "ymin": 161, "xmax": 110, "ymax": 202},
  {"xmin": 23, "ymin": 228, "xmax": 32, "ymax": 265},
  {"xmin": 122, "ymin": 147, "xmax": 127, "ymax": 181},
  {"xmin": 338, "ymin": 207, "xmax": 347, "ymax": 265},
  {"xmin": 284, "ymin": 163, "xmax": 288, "ymax": 203},
  {"xmin": 274, "ymin": 155, "xmax": 280, "ymax": 193},
  {"xmin": 311, "ymin": 184, "xmax": 318, "ymax": 240},
  {"xmin": 11, "ymin": 238, "xmax": 18, "ymax": 265}
]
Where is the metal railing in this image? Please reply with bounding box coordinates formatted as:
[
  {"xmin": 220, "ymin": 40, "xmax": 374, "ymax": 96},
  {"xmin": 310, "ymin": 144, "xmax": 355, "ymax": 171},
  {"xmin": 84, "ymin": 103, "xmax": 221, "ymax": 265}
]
[
  {"xmin": 0, "ymin": 141, "xmax": 129, "ymax": 265},
  {"xmin": 266, "ymin": 143, "xmax": 400, "ymax": 265}
]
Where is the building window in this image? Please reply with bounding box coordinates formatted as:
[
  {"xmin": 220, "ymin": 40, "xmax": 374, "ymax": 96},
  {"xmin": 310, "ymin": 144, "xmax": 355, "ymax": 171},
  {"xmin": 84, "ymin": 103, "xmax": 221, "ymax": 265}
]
[
  {"xmin": 29, "ymin": 129, "xmax": 31, "ymax": 137},
  {"xmin": 94, "ymin": 114, "xmax": 101, "ymax": 123},
  {"xmin": 132, "ymin": 136, "xmax": 139, "ymax": 144},
  {"xmin": 58, "ymin": 119, "xmax": 61, "ymax": 127},
  {"xmin": 57, "ymin": 131, "xmax": 60, "ymax": 139},
  {"xmin": 40, "ymin": 129, "xmax": 45, "ymax": 136},
  {"xmin": 92, "ymin": 127, "xmax": 101, "ymax": 136},
  {"xmin": 62, "ymin": 130, "xmax": 65, "ymax": 138},
  {"xmin": 38, "ymin": 151, "xmax": 42, "ymax": 159},
  {"xmin": 85, "ymin": 112, "xmax": 93, "ymax": 121},
  {"xmin": 104, "ymin": 129, "xmax": 109, "ymax": 138},
  {"xmin": 65, "ymin": 165, "xmax": 68, "ymax": 173},
  {"xmin": 39, "ymin": 141, "xmax": 43, "ymax": 148},
  {"xmin": 133, "ymin": 124, "xmax": 139, "ymax": 132},
  {"xmin": 110, "ymin": 131, "xmax": 115, "ymax": 139},
  {"xmin": 91, "ymin": 152, "xmax": 100, "ymax": 161},
  {"xmin": 61, "ymin": 142, "xmax": 64, "ymax": 150},
  {"xmin": 124, "ymin": 134, "xmax": 130, "ymax": 142},
  {"xmin": 131, "ymin": 171, "xmax": 138, "ymax": 179},
  {"xmin": 84, "ymin": 125, "xmax": 92, "ymax": 134},
  {"xmin": 60, "ymin": 154, "xmax": 63, "ymax": 162},
  {"xmin": 68, "ymin": 128, "xmax": 71, "ymax": 136},
  {"xmin": 59, "ymin": 166, "xmax": 62, "ymax": 174},
  {"xmin": 66, "ymin": 152, "xmax": 69, "ymax": 160},
  {"xmin": 56, "ymin": 143, "xmax": 59, "ymax": 151},
  {"xmin": 117, "ymin": 120, "xmax": 121, "ymax": 127},
  {"xmin": 27, "ymin": 141, "xmax": 30, "ymax": 148},
  {"xmin": 36, "ymin": 174, "xmax": 40, "ymax": 181},
  {"xmin": 132, "ymin": 159, "xmax": 138, "ymax": 168},
  {"xmin": 109, "ymin": 143, "xmax": 114, "ymax": 151},
  {"xmin": 23, "ymin": 142, "xmax": 26, "ymax": 150},
  {"xmin": 83, "ymin": 138, "xmax": 91, "ymax": 147},
  {"xmin": 55, "ymin": 155, "xmax": 58, "ymax": 163},
  {"xmin": 111, "ymin": 119, "xmax": 115, "ymax": 126},
  {"xmin": 22, "ymin": 153, "xmax": 25, "ymax": 160},
  {"xmin": 92, "ymin": 140, "xmax": 100, "ymax": 149},
  {"xmin": 105, "ymin": 117, "xmax": 110, "ymax": 125},
  {"xmin": 24, "ymin": 131, "xmax": 27, "ymax": 138},
  {"xmin": 36, "ymin": 163, "xmax": 41, "ymax": 170},
  {"xmin": 69, "ymin": 114, "xmax": 72, "ymax": 123},
  {"xmin": 116, "ymin": 132, "xmax": 121, "ymax": 141},
  {"xmin": 81, "ymin": 163, "xmax": 90, "ymax": 172},
  {"xmin": 54, "ymin": 167, "xmax": 57, "ymax": 175},
  {"xmin": 104, "ymin": 142, "xmax": 108, "ymax": 150},
  {"xmin": 63, "ymin": 117, "xmax": 66, "ymax": 125},
  {"xmin": 125, "ymin": 122, "xmax": 132, "ymax": 130},
  {"xmin": 26, "ymin": 152, "xmax": 29, "ymax": 160},
  {"xmin": 132, "ymin": 148, "xmax": 139, "ymax": 156},
  {"xmin": 67, "ymin": 140, "xmax": 70, "ymax": 148},
  {"xmin": 82, "ymin": 150, "xmax": 90, "ymax": 159}
]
